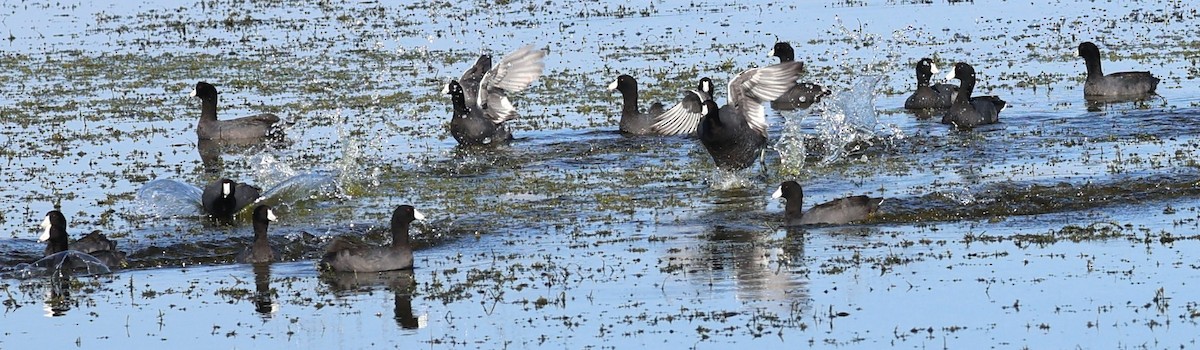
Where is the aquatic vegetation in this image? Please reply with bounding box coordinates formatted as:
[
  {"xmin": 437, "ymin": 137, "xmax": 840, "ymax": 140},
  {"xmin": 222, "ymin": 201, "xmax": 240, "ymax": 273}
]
[{"xmin": 1, "ymin": 0, "xmax": 1200, "ymax": 348}]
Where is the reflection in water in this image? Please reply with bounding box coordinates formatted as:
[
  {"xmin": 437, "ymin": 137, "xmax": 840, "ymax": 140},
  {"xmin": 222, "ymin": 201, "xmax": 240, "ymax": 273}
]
[
  {"xmin": 661, "ymin": 188, "xmax": 815, "ymax": 310},
  {"xmin": 42, "ymin": 278, "xmax": 75, "ymax": 317},
  {"xmin": 436, "ymin": 146, "xmax": 517, "ymax": 177},
  {"xmin": 393, "ymin": 288, "xmax": 419, "ymax": 329},
  {"xmin": 662, "ymin": 221, "xmax": 810, "ymax": 313},
  {"xmin": 252, "ymin": 263, "xmax": 277, "ymax": 317},
  {"xmin": 198, "ymin": 137, "xmax": 291, "ymax": 175},
  {"xmin": 708, "ymin": 225, "xmax": 807, "ymax": 304},
  {"xmin": 321, "ymin": 270, "xmax": 422, "ymax": 330},
  {"xmin": 1084, "ymin": 94, "xmax": 1160, "ymax": 112}
]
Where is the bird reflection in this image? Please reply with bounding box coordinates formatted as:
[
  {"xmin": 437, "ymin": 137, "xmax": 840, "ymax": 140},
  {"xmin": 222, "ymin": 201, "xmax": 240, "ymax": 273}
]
[
  {"xmin": 320, "ymin": 270, "xmax": 421, "ymax": 330},
  {"xmin": 665, "ymin": 221, "xmax": 807, "ymax": 306},
  {"xmin": 251, "ymin": 263, "xmax": 277, "ymax": 317},
  {"xmin": 42, "ymin": 277, "xmax": 75, "ymax": 317},
  {"xmin": 393, "ymin": 287, "xmax": 418, "ymax": 329},
  {"xmin": 1084, "ymin": 94, "xmax": 1158, "ymax": 112},
  {"xmin": 198, "ymin": 137, "xmax": 291, "ymax": 175}
]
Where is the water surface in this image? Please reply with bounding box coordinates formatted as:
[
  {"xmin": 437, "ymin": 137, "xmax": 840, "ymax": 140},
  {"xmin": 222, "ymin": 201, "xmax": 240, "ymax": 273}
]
[{"xmin": 3, "ymin": 0, "xmax": 1200, "ymax": 348}]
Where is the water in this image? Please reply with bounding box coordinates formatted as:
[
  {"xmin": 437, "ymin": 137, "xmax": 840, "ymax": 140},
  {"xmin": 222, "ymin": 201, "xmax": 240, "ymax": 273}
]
[
  {"xmin": 3, "ymin": 0, "xmax": 1200, "ymax": 348},
  {"xmin": 774, "ymin": 75, "xmax": 893, "ymax": 175}
]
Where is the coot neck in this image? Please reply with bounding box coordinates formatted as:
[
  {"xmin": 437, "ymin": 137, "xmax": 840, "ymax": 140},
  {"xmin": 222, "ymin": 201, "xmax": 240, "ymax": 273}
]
[
  {"xmin": 954, "ymin": 76, "xmax": 976, "ymax": 104},
  {"xmin": 452, "ymin": 92, "xmax": 470, "ymax": 116},
  {"xmin": 215, "ymin": 186, "xmax": 237, "ymax": 217},
  {"xmin": 1083, "ymin": 55, "xmax": 1104, "ymax": 80},
  {"xmin": 200, "ymin": 96, "xmax": 219, "ymax": 121},
  {"xmin": 252, "ymin": 216, "xmax": 271, "ymax": 245},
  {"xmin": 785, "ymin": 196, "xmax": 805, "ymax": 222},
  {"xmin": 45, "ymin": 227, "xmax": 69, "ymax": 255},
  {"xmin": 916, "ymin": 68, "xmax": 931, "ymax": 88},
  {"xmin": 776, "ymin": 51, "xmax": 795, "ymax": 63},
  {"xmin": 619, "ymin": 86, "xmax": 640, "ymax": 116},
  {"xmin": 390, "ymin": 220, "xmax": 412, "ymax": 250}
]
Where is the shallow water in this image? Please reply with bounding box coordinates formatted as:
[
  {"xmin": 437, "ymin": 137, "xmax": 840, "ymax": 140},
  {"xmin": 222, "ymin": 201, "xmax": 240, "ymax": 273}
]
[{"xmin": 3, "ymin": 0, "xmax": 1200, "ymax": 348}]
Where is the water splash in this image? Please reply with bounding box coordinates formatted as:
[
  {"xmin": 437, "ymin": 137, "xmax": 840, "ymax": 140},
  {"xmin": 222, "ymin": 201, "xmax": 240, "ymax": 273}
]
[
  {"xmin": 831, "ymin": 15, "xmax": 880, "ymax": 50},
  {"xmin": 332, "ymin": 109, "xmax": 384, "ymax": 195},
  {"xmin": 256, "ymin": 172, "xmax": 341, "ymax": 209},
  {"xmin": 256, "ymin": 109, "xmax": 382, "ymax": 203},
  {"xmin": 709, "ymin": 169, "xmax": 757, "ymax": 190},
  {"xmin": 938, "ymin": 187, "xmax": 979, "ymax": 206},
  {"xmin": 253, "ymin": 153, "xmax": 299, "ymax": 186},
  {"xmin": 10, "ymin": 251, "xmax": 111, "ymax": 279},
  {"xmin": 774, "ymin": 75, "xmax": 900, "ymax": 175},
  {"xmin": 134, "ymin": 179, "xmax": 203, "ymax": 218},
  {"xmin": 773, "ymin": 118, "xmax": 808, "ymax": 176}
]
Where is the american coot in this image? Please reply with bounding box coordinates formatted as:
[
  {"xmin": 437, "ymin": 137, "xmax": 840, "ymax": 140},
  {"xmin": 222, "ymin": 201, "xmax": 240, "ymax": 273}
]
[
  {"xmin": 320, "ymin": 205, "xmax": 425, "ymax": 272},
  {"xmin": 608, "ymin": 74, "xmax": 659, "ymax": 135},
  {"xmin": 942, "ymin": 62, "xmax": 1006, "ymax": 129},
  {"xmin": 235, "ymin": 205, "xmax": 280, "ymax": 264},
  {"xmin": 772, "ymin": 181, "xmax": 883, "ymax": 226},
  {"xmin": 768, "ymin": 42, "xmax": 830, "ymax": 110},
  {"xmin": 1077, "ymin": 42, "xmax": 1159, "ymax": 98},
  {"xmin": 654, "ymin": 62, "xmax": 805, "ymax": 170},
  {"xmin": 904, "ymin": 58, "xmax": 959, "ymax": 110},
  {"xmin": 40, "ymin": 210, "xmax": 127, "ymax": 268},
  {"xmin": 69, "ymin": 230, "xmax": 117, "ymax": 254},
  {"xmin": 698, "ymin": 99, "xmax": 767, "ymax": 170},
  {"xmin": 441, "ymin": 45, "xmax": 546, "ymax": 146},
  {"xmin": 191, "ymin": 81, "xmax": 282, "ymax": 140},
  {"xmin": 446, "ymin": 80, "xmax": 512, "ymax": 145},
  {"xmin": 609, "ymin": 75, "xmax": 713, "ymax": 135},
  {"xmin": 202, "ymin": 178, "xmax": 262, "ymax": 222}
]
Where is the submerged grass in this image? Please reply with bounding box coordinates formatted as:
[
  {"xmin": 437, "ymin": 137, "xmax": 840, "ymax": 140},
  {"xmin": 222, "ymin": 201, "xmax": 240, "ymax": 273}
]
[{"xmin": 3, "ymin": 0, "xmax": 1200, "ymax": 348}]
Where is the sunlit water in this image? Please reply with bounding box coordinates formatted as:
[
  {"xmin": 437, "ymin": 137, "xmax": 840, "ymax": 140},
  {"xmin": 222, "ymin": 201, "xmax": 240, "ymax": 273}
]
[{"xmin": 3, "ymin": 0, "xmax": 1200, "ymax": 348}]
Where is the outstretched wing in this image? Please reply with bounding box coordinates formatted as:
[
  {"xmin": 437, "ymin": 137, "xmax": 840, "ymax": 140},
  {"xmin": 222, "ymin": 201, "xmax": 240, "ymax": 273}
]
[
  {"xmin": 651, "ymin": 89, "xmax": 711, "ymax": 136},
  {"xmin": 478, "ymin": 45, "xmax": 547, "ymax": 123},
  {"xmin": 727, "ymin": 61, "xmax": 804, "ymax": 135},
  {"xmin": 458, "ymin": 54, "xmax": 492, "ymax": 107}
]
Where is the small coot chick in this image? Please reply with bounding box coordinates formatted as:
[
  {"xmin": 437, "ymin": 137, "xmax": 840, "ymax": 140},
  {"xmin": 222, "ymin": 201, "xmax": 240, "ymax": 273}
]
[
  {"xmin": 772, "ymin": 181, "xmax": 883, "ymax": 226},
  {"xmin": 1077, "ymin": 41, "xmax": 1159, "ymax": 98},
  {"xmin": 442, "ymin": 45, "xmax": 546, "ymax": 146},
  {"xmin": 609, "ymin": 75, "xmax": 713, "ymax": 135},
  {"xmin": 191, "ymin": 81, "xmax": 282, "ymax": 140},
  {"xmin": 40, "ymin": 210, "xmax": 127, "ymax": 268},
  {"xmin": 768, "ymin": 42, "xmax": 830, "ymax": 110},
  {"xmin": 202, "ymin": 178, "xmax": 262, "ymax": 222},
  {"xmin": 904, "ymin": 58, "xmax": 959, "ymax": 110},
  {"xmin": 942, "ymin": 62, "xmax": 1006, "ymax": 129},
  {"xmin": 320, "ymin": 205, "xmax": 425, "ymax": 272},
  {"xmin": 235, "ymin": 205, "xmax": 280, "ymax": 264},
  {"xmin": 654, "ymin": 62, "xmax": 805, "ymax": 170},
  {"xmin": 446, "ymin": 80, "xmax": 512, "ymax": 145}
]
